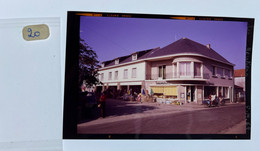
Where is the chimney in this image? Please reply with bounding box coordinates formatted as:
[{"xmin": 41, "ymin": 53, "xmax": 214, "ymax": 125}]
[{"xmin": 206, "ymin": 44, "xmax": 211, "ymax": 49}]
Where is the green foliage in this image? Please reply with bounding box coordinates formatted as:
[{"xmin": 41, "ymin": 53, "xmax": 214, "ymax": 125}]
[{"xmin": 79, "ymin": 38, "xmax": 101, "ymax": 88}]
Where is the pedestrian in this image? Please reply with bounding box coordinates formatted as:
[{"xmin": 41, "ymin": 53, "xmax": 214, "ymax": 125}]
[
  {"xmin": 137, "ymin": 93, "xmax": 142, "ymax": 103},
  {"xmin": 209, "ymin": 94, "xmax": 212, "ymax": 106},
  {"xmin": 99, "ymin": 92, "xmax": 107, "ymax": 118},
  {"xmin": 218, "ymin": 92, "xmax": 223, "ymax": 105}
]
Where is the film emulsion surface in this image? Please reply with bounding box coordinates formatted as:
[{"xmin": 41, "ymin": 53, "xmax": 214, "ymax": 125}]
[{"xmin": 63, "ymin": 11, "xmax": 254, "ymax": 139}]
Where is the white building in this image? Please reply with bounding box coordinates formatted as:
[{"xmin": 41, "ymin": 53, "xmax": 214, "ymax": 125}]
[{"xmin": 97, "ymin": 38, "xmax": 234, "ymax": 104}]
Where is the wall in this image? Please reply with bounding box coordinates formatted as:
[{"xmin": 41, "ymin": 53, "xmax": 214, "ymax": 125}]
[
  {"xmin": 173, "ymin": 56, "xmax": 203, "ymax": 78},
  {"xmin": 145, "ymin": 61, "xmax": 152, "ymax": 80},
  {"xmin": 178, "ymin": 85, "xmax": 186, "ymax": 102},
  {"xmin": 99, "ymin": 61, "xmax": 146, "ymax": 83},
  {"xmin": 235, "ymin": 77, "xmax": 245, "ymax": 91},
  {"xmin": 203, "ymin": 58, "xmax": 234, "ymax": 87},
  {"xmin": 197, "ymin": 86, "xmax": 203, "ymax": 103},
  {"xmin": 172, "ymin": 56, "xmax": 203, "ymax": 63},
  {"xmin": 150, "ymin": 59, "xmax": 173, "ymax": 79}
]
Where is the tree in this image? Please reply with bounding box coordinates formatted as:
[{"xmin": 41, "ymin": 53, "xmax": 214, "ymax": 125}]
[{"xmin": 79, "ymin": 38, "xmax": 101, "ymax": 88}]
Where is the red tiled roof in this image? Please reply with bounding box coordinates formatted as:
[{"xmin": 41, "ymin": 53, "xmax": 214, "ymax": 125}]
[{"xmin": 234, "ymin": 69, "xmax": 245, "ymax": 77}]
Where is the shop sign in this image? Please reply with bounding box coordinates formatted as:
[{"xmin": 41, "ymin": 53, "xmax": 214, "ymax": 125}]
[{"xmin": 156, "ymin": 81, "xmax": 168, "ymax": 84}]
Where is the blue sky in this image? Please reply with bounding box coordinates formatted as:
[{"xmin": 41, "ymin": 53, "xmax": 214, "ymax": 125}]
[{"xmin": 80, "ymin": 16, "xmax": 248, "ymax": 69}]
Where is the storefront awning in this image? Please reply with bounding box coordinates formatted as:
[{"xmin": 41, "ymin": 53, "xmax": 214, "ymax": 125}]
[
  {"xmin": 151, "ymin": 86, "xmax": 177, "ymax": 96},
  {"xmin": 164, "ymin": 86, "xmax": 177, "ymax": 96}
]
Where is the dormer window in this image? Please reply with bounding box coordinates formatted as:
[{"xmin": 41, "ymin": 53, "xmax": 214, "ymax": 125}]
[
  {"xmin": 101, "ymin": 63, "xmax": 105, "ymax": 68},
  {"xmin": 132, "ymin": 54, "xmax": 137, "ymax": 61},
  {"xmin": 115, "ymin": 59, "xmax": 119, "ymax": 65}
]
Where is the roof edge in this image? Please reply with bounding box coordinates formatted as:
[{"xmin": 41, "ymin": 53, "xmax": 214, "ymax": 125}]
[{"xmin": 98, "ymin": 53, "xmax": 234, "ymax": 71}]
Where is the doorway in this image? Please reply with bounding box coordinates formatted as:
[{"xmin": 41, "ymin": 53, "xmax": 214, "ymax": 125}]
[{"xmin": 186, "ymin": 86, "xmax": 195, "ymax": 102}]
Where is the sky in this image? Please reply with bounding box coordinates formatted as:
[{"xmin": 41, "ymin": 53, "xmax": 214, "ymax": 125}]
[{"xmin": 80, "ymin": 15, "xmax": 248, "ymax": 69}]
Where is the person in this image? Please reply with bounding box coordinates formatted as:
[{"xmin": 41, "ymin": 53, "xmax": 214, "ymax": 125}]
[
  {"xmin": 99, "ymin": 92, "xmax": 107, "ymax": 118},
  {"xmin": 218, "ymin": 92, "xmax": 223, "ymax": 105},
  {"xmin": 137, "ymin": 93, "xmax": 142, "ymax": 103},
  {"xmin": 208, "ymin": 94, "xmax": 212, "ymax": 106}
]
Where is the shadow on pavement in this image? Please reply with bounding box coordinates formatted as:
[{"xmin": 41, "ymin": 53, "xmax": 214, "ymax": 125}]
[
  {"xmin": 78, "ymin": 99, "xmax": 158, "ymax": 124},
  {"xmin": 106, "ymin": 103, "xmax": 158, "ymax": 117}
]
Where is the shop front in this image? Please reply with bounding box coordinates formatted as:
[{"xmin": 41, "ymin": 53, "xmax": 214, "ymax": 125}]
[
  {"xmin": 150, "ymin": 84, "xmax": 205, "ymax": 104},
  {"xmin": 150, "ymin": 86, "xmax": 178, "ymax": 99},
  {"xmin": 177, "ymin": 85, "xmax": 203, "ymax": 104},
  {"xmin": 203, "ymin": 86, "xmax": 233, "ymax": 103}
]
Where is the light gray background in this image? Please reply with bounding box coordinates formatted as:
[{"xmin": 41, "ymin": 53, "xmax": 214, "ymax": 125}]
[{"xmin": 0, "ymin": 0, "xmax": 259, "ymax": 151}]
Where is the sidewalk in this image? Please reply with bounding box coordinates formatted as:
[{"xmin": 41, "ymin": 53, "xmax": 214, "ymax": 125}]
[
  {"xmin": 78, "ymin": 99, "xmax": 245, "ymax": 128},
  {"xmin": 219, "ymin": 119, "xmax": 247, "ymax": 134}
]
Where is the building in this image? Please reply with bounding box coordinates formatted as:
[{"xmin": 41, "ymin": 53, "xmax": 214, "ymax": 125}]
[
  {"xmin": 97, "ymin": 38, "xmax": 234, "ymax": 104},
  {"xmin": 234, "ymin": 69, "xmax": 245, "ymax": 102}
]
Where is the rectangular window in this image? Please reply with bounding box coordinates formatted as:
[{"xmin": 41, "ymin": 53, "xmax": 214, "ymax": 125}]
[
  {"xmin": 132, "ymin": 54, "xmax": 137, "ymax": 60},
  {"xmin": 173, "ymin": 63, "xmax": 177, "ymax": 77},
  {"xmin": 194, "ymin": 62, "xmax": 201, "ymax": 77},
  {"xmin": 115, "ymin": 59, "xmax": 119, "ymax": 65},
  {"xmin": 132, "ymin": 68, "xmax": 136, "ymax": 78},
  {"xmin": 186, "ymin": 63, "xmax": 190, "ymax": 76},
  {"xmin": 217, "ymin": 67, "xmax": 224, "ymax": 77},
  {"xmin": 101, "ymin": 73, "xmax": 104, "ymax": 81},
  {"xmin": 124, "ymin": 69, "xmax": 128, "ymax": 79},
  {"xmin": 180, "ymin": 63, "xmax": 185, "ymax": 76},
  {"xmin": 108, "ymin": 72, "xmax": 112, "ymax": 80},
  {"xmin": 114, "ymin": 71, "xmax": 118, "ymax": 80},
  {"xmin": 158, "ymin": 65, "xmax": 166, "ymax": 79},
  {"xmin": 212, "ymin": 66, "xmax": 216, "ymax": 76},
  {"xmin": 159, "ymin": 66, "xmax": 163, "ymax": 77},
  {"xmin": 225, "ymin": 69, "xmax": 230, "ymax": 78},
  {"xmin": 180, "ymin": 62, "xmax": 191, "ymax": 76}
]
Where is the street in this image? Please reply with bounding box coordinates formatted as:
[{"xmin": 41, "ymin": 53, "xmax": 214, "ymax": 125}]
[{"xmin": 78, "ymin": 99, "xmax": 246, "ymax": 134}]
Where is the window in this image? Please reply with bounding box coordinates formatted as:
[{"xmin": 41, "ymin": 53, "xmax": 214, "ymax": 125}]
[
  {"xmin": 225, "ymin": 69, "xmax": 230, "ymax": 78},
  {"xmin": 115, "ymin": 59, "xmax": 119, "ymax": 65},
  {"xmin": 180, "ymin": 62, "xmax": 191, "ymax": 76},
  {"xmin": 114, "ymin": 71, "xmax": 118, "ymax": 80},
  {"xmin": 101, "ymin": 63, "xmax": 105, "ymax": 68},
  {"xmin": 132, "ymin": 68, "xmax": 137, "ymax": 78},
  {"xmin": 173, "ymin": 63, "xmax": 177, "ymax": 77},
  {"xmin": 108, "ymin": 72, "xmax": 112, "ymax": 80},
  {"xmin": 217, "ymin": 67, "xmax": 224, "ymax": 78},
  {"xmin": 101, "ymin": 73, "xmax": 104, "ymax": 81},
  {"xmin": 132, "ymin": 54, "xmax": 137, "ymax": 60},
  {"xmin": 194, "ymin": 62, "xmax": 201, "ymax": 77},
  {"xmin": 124, "ymin": 69, "xmax": 128, "ymax": 79},
  {"xmin": 212, "ymin": 66, "xmax": 216, "ymax": 76},
  {"xmin": 159, "ymin": 65, "xmax": 166, "ymax": 79}
]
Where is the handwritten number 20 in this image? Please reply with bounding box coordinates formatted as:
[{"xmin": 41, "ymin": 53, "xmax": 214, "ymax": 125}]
[{"xmin": 27, "ymin": 28, "xmax": 40, "ymax": 38}]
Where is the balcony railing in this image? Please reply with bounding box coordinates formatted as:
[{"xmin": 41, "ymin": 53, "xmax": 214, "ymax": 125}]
[{"xmin": 146, "ymin": 72, "xmax": 209, "ymax": 81}]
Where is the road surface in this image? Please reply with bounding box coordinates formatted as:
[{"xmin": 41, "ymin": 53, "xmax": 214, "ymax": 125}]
[{"xmin": 78, "ymin": 99, "xmax": 246, "ymax": 134}]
